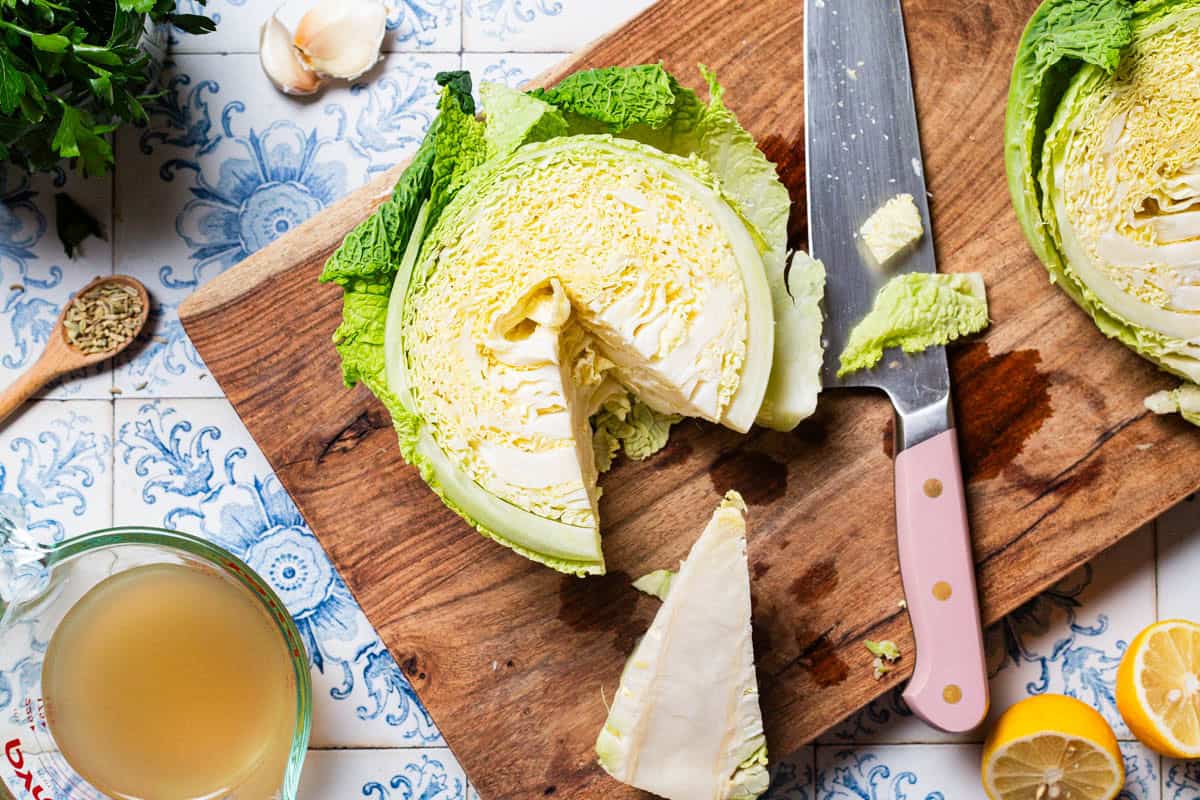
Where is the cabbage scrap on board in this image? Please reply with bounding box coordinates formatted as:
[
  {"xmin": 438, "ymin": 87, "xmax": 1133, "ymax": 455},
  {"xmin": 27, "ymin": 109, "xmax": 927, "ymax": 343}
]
[
  {"xmin": 838, "ymin": 273, "xmax": 989, "ymax": 377},
  {"xmin": 1006, "ymin": 0, "xmax": 1200, "ymax": 385},
  {"xmin": 1146, "ymin": 383, "xmax": 1200, "ymax": 426},
  {"xmin": 596, "ymin": 492, "xmax": 768, "ymax": 800},
  {"xmin": 320, "ymin": 67, "xmax": 826, "ymax": 576}
]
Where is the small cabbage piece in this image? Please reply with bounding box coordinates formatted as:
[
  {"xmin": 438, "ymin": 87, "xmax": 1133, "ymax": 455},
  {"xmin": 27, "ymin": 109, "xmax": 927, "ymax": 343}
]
[
  {"xmin": 838, "ymin": 273, "xmax": 989, "ymax": 377},
  {"xmin": 865, "ymin": 639, "xmax": 902, "ymax": 679},
  {"xmin": 859, "ymin": 194, "xmax": 923, "ymax": 267},
  {"xmin": 597, "ymin": 491, "xmax": 768, "ymax": 800},
  {"xmin": 1146, "ymin": 383, "xmax": 1200, "ymax": 426},
  {"xmin": 632, "ymin": 569, "xmax": 676, "ymax": 601},
  {"xmin": 1007, "ymin": 0, "xmax": 1200, "ymax": 383}
]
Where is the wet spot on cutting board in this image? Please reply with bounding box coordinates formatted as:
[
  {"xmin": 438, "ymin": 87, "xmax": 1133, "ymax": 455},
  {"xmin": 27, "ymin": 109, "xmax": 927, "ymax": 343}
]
[
  {"xmin": 653, "ymin": 437, "xmax": 693, "ymax": 469},
  {"xmin": 882, "ymin": 417, "xmax": 895, "ymax": 460},
  {"xmin": 954, "ymin": 342, "xmax": 1052, "ymax": 481},
  {"xmin": 753, "ymin": 561, "xmax": 771, "ymax": 580},
  {"xmin": 708, "ymin": 448, "xmax": 788, "ymax": 505},
  {"xmin": 789, "ymin": 558, "xmax": 839, "ymax": 604},
  {"xmin": 796, "ymin": 630, "xmax": 849, "ymax": 687},
  {"xmin": 1021, "ymin": 455, "xmax": 1106, "ymax": 506},
  {"xmin": 556, "ymin": 571, "xmax": 644, "ymax": 654}
]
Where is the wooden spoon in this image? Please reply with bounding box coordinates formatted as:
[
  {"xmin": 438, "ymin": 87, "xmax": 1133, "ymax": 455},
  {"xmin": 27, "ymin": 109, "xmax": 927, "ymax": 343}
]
[{"xmin": 0, "ymin": 275, "xmax": 150, "ymax": 424}]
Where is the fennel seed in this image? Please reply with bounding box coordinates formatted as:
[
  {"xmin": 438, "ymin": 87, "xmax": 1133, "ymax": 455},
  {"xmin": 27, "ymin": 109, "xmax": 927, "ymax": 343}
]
[{"xmin": 63, "ymin": 282, "xmax": 144, "ymax": 355}]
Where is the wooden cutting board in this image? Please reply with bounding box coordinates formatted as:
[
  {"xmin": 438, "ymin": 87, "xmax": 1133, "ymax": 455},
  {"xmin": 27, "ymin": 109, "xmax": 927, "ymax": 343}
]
[{"xmin": 179, "ymin": 0, "xmax": 1200, "ymax": 796}]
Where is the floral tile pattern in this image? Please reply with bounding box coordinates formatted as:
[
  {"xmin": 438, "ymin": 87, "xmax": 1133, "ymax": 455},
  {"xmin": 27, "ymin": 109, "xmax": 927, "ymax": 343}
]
[
  {"xmin": 171, "ymin": 0, "xmax": 463, "ymax": 55},
  {"xmin": 0, "ymin": 168, "xmax": 112, "ymax": 400},
  {"xmin": 0, "ymin": 401, "xmax": 113, "ymax": 540},
  {"xmin": 815, "ymin": 746, "xmax": 982, "ymax": 799},
  {"xmin": 113, "ymin": 52, "xmax": 456, "ymax": 398},
  {"xmin": 297, "ymin": 749, "xmax": 468, "ymax": 800},
  {"xmin": 463, "ymin": 0, "xmax": 653, "ymax": 51},
  {"xmin": 111, "ymin": 399, "xmax": 441, "ymax": 748},
  {"xmin": 0, "ymin": 1, "xmax": 1199, "ymax": 798}
]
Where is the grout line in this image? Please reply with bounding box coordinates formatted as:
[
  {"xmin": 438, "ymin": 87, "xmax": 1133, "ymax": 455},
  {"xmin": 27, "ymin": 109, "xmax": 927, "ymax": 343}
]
[{"xmin": 1153, "ymin": 515, "xmax": 1160, "ymax": 622}]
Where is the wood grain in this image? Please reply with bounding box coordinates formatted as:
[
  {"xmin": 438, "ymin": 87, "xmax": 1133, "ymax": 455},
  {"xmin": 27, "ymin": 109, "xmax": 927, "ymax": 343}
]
[{"xmin": 180, "ymin": 0, "xmax": 1200, "ymax": 797}]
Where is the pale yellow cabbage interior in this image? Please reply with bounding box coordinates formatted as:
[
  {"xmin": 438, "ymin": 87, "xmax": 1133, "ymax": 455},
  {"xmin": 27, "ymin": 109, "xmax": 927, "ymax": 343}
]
[
  {"xmin": 1053, "ymin": 8, "xmax": 1200, "ymax": 340},
  {"xmin": 403, "ymin": 152, "xmax": 753, "ymax": 529}
]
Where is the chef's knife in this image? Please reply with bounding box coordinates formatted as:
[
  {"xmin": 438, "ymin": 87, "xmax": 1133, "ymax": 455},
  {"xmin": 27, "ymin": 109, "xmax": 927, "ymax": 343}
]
[{"xmin": 804, "ymin": 0, "xmax": 988, "ymax": 732}]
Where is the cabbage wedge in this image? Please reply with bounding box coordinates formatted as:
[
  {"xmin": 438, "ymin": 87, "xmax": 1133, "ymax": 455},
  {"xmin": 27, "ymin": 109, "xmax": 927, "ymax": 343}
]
[
  {"xmin": 1007, "ymin": 0, "xmax": 1200, "ymax": 384},
  {"xmin": 596, "ymin": 492, "xmax": 768, "ymax": 800}
]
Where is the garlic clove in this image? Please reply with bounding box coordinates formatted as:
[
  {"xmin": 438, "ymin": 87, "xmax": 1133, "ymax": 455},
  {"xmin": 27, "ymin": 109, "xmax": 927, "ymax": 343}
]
[
  {"xmin": 293, "ymin": 0, "xmax": 388, "ymax": 81},
  {"xmin": 260, "ymin": 14, "xmax": 324, "ymax": 96}
]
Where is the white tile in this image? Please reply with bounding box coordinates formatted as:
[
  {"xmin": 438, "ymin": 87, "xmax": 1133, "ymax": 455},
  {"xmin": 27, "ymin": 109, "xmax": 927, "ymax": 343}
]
[
  {"xmin": 113, "ymin": 52, "xmax": 456, "ymax": 398},
  {"xmin": 112, "ymin": 398, "xmax": 443, "ymax": 747},
  {"xmin": 1164, "ymin": 756, "xmax": 1200, "ymax": 800},
  {"xmin": 764, "ymin": 747, "xmax": 816, "ymax": 800},
  {"xmin": 814, "ymin": 741, "xmax": 1157, "ymax": 799},
  {"xmin": 299, "ymin": 749, "xmax": 467, "ymax": 799},
  {"xmin": 1121, "ymin": 741, "xmax": 1162, "ymax": 800},
  {"xmin": 0, "ymin": 400, "xmax": 113, "ymax": 540},
  {"xmin": 461, "ymin": 52, "xmax": 569, "ymax": 93},
  {"xmin": 815, "ymin": 744, "xmax": 982, "ymax": 798},
  {"xmin": 463, "ymin": 0, "xmax": 653, "ymax": 51},
  {"xmin": 172, "ymin": 0, "xmax": 463, "ymax": 54},
  {"xmin": 824, "ymin": 527, "xmax": 1157, "ymax": 744},
  {"xmin": 1156, "ymin": 494, "xmax": 1199, "ymax": 621},
  {"xmin": 0, "ymin": 166, "xmax": 113, "ymax": 400}
]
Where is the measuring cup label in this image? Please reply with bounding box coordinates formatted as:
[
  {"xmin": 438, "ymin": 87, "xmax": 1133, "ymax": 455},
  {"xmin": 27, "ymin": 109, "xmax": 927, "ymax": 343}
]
[{"xmin": 5, "ymin": 738, "xmax": 53, "ymax": 799}]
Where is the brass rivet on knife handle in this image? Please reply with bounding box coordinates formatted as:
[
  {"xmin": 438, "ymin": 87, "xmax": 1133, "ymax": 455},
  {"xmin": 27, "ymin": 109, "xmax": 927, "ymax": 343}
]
[
  {"xmin": 932, "ymin": 581, "xmax": 952, "ymax": 601},
  {"xmin": 923, "ymin": 478, "xmax": 943, "ymax": 498},
  {"xmin": 943, "ymin": 684, "xmax": 963, "ymax": 705}
]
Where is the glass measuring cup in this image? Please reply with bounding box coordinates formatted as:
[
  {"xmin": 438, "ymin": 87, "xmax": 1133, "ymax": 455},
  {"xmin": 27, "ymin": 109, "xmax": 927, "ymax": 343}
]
[{"xmin": 0, "ymin": 506, "xmax": 312, "ymax": 800}]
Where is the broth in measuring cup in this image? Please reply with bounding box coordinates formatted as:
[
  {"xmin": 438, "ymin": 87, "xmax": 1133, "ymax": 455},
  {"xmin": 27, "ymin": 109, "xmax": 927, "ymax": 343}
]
[{"xmin": 41, "ymin": 562, "xmax": 297, "ymax": 799}]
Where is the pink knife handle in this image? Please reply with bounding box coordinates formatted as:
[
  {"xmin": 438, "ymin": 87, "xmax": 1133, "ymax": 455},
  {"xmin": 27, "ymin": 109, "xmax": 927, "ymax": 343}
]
[{"xmin": 894, "ymin": 428, "xmax": 989, "ymax": 733}]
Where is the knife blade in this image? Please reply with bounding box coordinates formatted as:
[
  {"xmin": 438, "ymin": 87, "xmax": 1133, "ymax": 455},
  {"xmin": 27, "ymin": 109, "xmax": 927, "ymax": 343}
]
[{"xmin": 804, "ymin": 0, "xmax": 988, "ymax": 732}]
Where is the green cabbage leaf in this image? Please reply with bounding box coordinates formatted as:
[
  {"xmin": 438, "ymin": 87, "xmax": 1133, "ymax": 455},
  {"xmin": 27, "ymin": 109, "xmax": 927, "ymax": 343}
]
[
  {"xmin": 838, "ymin": 273, "xmax": 989, "ymax": 377},
  {"xmin": 1006, "ymin": 0, "xmax": 1200, "ymax": 384}
]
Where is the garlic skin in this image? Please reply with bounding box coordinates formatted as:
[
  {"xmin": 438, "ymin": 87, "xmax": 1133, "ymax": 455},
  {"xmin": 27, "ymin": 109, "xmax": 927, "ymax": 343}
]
[
  {"xmin": 260, "ymin": 14, "xmax": 323, "ymax": 96},
  {"xmin": 293, "ymin": 0, "xmax": 388, "ymax": 81}
]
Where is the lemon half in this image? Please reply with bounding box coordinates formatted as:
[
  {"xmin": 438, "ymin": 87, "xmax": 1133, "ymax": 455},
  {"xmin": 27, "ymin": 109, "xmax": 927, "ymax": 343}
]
[
  {"xmin": 1116, "ymin": 619, "xmax": 1200, "ymax": 758},
  {"xmin": 981, "ymin": 694, "xmax": 1123, "ymax": 800}
]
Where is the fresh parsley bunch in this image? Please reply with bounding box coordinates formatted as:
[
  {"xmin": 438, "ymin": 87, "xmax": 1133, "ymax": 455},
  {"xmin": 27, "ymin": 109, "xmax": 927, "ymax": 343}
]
[{"xmin": 0, "ymin": 1, "xmax": 214, "ymax": 252}]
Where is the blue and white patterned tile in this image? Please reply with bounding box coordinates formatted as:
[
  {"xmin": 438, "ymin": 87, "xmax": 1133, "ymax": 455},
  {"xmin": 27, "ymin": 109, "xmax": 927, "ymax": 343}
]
[
  {"xmin": 0, "ymin": 400, "xmax": 112, "ymax": 791},
  {"xmin": 171, "ymin": 0, "xmax": 462, "ymax": 55},
  {"xmin": 1120, "ymin": 741, "xmax": 1162, "ymax": 800},
  {"xmin": 463, "ymin": 0, "xmax": 652, "ymax": 51},
  {"xmin": 824, "ymin": 527, "xmax": 1156, "ymax": 744},
  {"xmin": 111, "ymin": 398, "xmax": 443, "ymax": 747},
  {"xmin": 764, "ymin": 747, "xmax": 816, "ymax": 800},
  {"xmin": 815, "ymin": 745, "xmax": 982, "ymax": 799},
  {"xmin": 1165, "ymin": 757, "xmax": 1200, "ymax": 800},
  {"xmin": 1155, "ymin": 494, "xmax": 1199, "ymax": 621},
  {"xmin": 0, "ymin": 167, "xmax": 113, "ymax": 400},
  {"xmin": 811, "ymin": 741, "xmax": 1158, "ymax": 799},
  {"xmin": 298, "ymin": 748, "xmax": 467, "ymax": 799},
  {"xmin": 0, "ymin": 400, "xmax": 113, "ymax": 541},
  {"xmin": 461, "ymin": 52, "xmax": 569, "ymax": 97},
  {"xmin": 114, "ymin": 52, "xmax": 456, "ymax": 398}
]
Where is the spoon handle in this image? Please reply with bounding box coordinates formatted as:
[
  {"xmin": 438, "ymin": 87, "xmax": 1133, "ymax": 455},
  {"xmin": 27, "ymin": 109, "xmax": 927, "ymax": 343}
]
[{"xmin": 0, "ymin": 349, "xmax": 67, "ymax": 427}]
